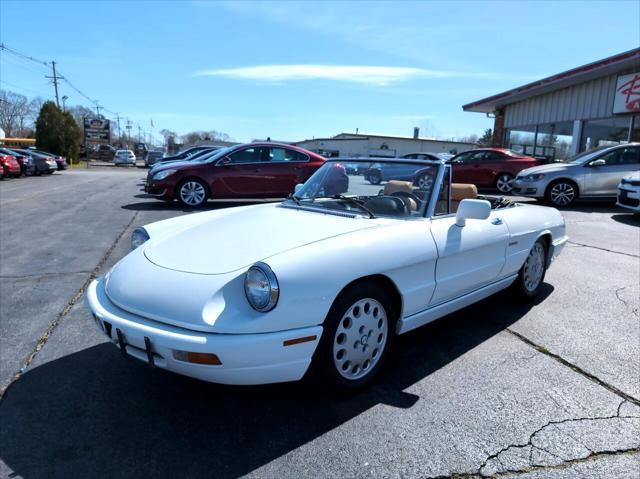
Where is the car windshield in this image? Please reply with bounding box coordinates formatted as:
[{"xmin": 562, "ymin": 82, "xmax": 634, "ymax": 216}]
[
  {"xmin": 562, "ymin": 146, "xmax": 610, "ymax": 164},
  {"xmin": 289, "ymin": 160, "xmax": 439, "ymax": 218},
  {"xmin": 199, "ymin": 146, "xmax": 233, "ymax": 163}
]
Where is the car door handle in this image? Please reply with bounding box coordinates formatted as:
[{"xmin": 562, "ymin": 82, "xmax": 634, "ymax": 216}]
[{"xmin": 491, "ymin": 217, "xmax": 503, "ymax": 225}]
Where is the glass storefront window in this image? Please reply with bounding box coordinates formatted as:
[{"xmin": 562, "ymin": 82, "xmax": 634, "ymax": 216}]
[
  {"xmin": 580, "ymin": 117, "xmax": 631, "ymax": 151},
  {"xmin": 631, "ymin": 116, "xmax": 640, "ymax": 143},
  {"xmin": 506, "ymin": 126, "xmax": 536, "ymax": 155},
  {"xmin": 537, "ymin": 122, "xmax": 573, "ymax": 160}
]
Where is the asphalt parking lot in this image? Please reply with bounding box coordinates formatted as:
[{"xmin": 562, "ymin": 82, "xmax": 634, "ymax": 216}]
[{"xmin": 0, "ymin": 168, "xmax": 638, "ymax": 478}]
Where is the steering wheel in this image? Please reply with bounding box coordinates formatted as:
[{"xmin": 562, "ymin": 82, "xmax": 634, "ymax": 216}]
[{"xmin": 390, "ymin": 191, "xmax": 422, "ymax": 211}]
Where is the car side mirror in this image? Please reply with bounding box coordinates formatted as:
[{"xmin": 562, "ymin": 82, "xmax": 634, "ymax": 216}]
[
  {"xmin": 455, "ymin": 199, "xmax": 491, "ymax": 227},
  {"xmin": 589, "ymin": 159, "xmax": 606, "ymax": 167},
  {"xmin": 294, "ymin": 183, "xmax": 304, "ymax": 194},
  {"xmin": 219, "ymin": 157, "xmax": 231, "ymax": 166}
]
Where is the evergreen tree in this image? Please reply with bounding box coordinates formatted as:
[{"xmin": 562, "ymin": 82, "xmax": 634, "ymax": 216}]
[
  {"xmin": 35, "ymin": 101, "xmax": 81, "ymax": 163},
  {"xmin": 478, "ymin": 128, "xmax": 493, "ymax": 146}
]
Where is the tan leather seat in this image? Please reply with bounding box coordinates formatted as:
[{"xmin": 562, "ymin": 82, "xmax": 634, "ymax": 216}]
[
  {"xmin": 384, "ymin": 180, "xmax": 418, "ymax": 210},
  {"xmin": 384, "ymin": 180, "xmax": 413, "ymax": 195},
  {"xmin": 451, "ymin": 183, "xmax": 477, "ymax": 213}
]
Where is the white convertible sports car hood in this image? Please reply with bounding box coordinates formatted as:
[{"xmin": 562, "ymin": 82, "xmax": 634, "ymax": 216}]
[{"xmin": 144, "ymin": 204, "xmax": 377, "ymax": 274}]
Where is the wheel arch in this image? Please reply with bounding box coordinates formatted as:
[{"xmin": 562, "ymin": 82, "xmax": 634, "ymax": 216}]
[
  {"xmin": 535, "ymin": 231, "xmax": 553, "ymax": 268},
  {"xmin": 329, "ymin": 274, "xmax": 403, "ymax": 327}
]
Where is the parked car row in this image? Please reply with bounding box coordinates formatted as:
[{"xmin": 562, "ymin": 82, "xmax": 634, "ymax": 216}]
[
  {"xmin": 146, "ymin": 145, "xmax": 221, "ymax": 168},
  {"xmin": 0, "ymin": 147, "xmax": 67, "ymax": 179},
  {"xmin": 353, "ymin": 145, "xmax": 640, "ymax": 208}
]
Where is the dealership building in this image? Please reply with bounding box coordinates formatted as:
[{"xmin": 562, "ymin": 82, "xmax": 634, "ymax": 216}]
[
  {"xmin": 463, "ymin": 48, "xmax": 640, "ymax": 161},
  {"xmin": 294, "ymin": 132, "xmax": 477, "ymax": 158}
]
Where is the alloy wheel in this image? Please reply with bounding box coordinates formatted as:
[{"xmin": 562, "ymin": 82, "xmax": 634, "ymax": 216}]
[
  {"xmin": 332, "ymin": 298, "xmax": 388, "ymax": 380},
  {"xmin": 180, "ymin": 181, "xmax": 206, "ymax": 206},
  {"xmin": 496, "ymin": 174, "xmax": 514, "ymax": 193},
  {"xmin": 523, "ymin": 242, "xmax": 545, "ymax": 292},
  {"xmin": 417, "ymin": 174, "xmax": 433, "ymax": 190},
  {"xmin": 550, "ymin": 182, "xmax": 575, "ymax": 206}
]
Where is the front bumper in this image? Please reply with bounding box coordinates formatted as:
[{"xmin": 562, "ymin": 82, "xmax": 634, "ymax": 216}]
[
  {"xmin": 144, "ymin": 178, "xmax": 173, "ymax": 198},
  {"xmin": 617, "ymin": 187, "xmax": 640, "ymax": 212},
  {"xmin": 85, "ymin": 277, "xmax": 322, "ymax": 385},
  {"xmin": 512, "ymin": 179, "xmax": 545, "ymax": 197}
]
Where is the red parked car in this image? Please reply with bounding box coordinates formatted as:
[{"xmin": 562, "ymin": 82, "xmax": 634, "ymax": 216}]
[
  {"xmin": 0, "ymin": 153, "xmax": 21, "ymax": 179},
  {"xmin": 145, "ymin": 142, "xmax": 325, "ymax": 207},
  {"xmin": 448, "ymin": 148, "xmax": 542, "ymax": 193}
]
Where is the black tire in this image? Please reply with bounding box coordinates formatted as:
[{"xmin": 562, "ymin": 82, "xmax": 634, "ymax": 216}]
[
  {"xmin": 367, "ymin": 173, "xmax": 382, "ymax": 185},
  {"xmin": 176, "ymin": 178, "xmax": 209, "ymax": 208},
  {"xmin": 313, "ymin": 282, "xmax": 396, "ymax": 391},
  {"xmin": 545, "ymin": 179, "xmax": 577, "ymax": 207},
  {"xmin": 495, "ymin": 173, "xmax": 514, "ymax": 194},
  {"xmin": 512, "ymin": 238, "xmax": 547, "ymax": 299}
]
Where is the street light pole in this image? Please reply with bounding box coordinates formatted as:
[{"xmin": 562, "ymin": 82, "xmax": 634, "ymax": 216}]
[{"xmin": 61, "ymin": 95, "xmax": 68, "ymax": 112}]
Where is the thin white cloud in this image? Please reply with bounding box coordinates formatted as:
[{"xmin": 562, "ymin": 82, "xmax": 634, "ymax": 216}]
[
  {"xmin": 195, "ymin": 64, "xmax": 536, "ymax": 86},
  {"xmin": 195, "ymin": 64, "xmax": 450, "ymax": 86},
  {"xmin": 392, "ymin": 115, "xmax": 433, "ymax": 121}
]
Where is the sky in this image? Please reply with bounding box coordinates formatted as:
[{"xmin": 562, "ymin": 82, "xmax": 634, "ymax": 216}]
[{"xmin": 1, "ymin": 0, "xmax": 639, "ymax": 144}]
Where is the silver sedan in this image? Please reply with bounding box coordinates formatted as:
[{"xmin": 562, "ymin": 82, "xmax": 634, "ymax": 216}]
[{"xmin": 512, "ymin": 143, "xmax": 640, "ymax": 207}]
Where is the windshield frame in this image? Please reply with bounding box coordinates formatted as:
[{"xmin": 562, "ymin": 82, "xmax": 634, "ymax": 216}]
[{"xmin": 286, "ymin": 158, "xmax": 445, "ymax": 219}]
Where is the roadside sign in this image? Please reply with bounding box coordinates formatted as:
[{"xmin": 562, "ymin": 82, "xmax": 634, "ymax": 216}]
[{"xmin": 84, "ymin": 118, "xmax": 111, "ymax": 142}]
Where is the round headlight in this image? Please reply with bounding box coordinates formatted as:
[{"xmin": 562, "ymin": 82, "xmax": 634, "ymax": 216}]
[
  {"xmin": 244, "ymin": 262, "xmax": 279, "ymax": 312},
  {"xmin": 131, "ymin": 227, "xmax": 150, "ymax": 250}
]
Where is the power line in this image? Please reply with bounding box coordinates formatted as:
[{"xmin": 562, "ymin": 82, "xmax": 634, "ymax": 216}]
[
  {"xmin": 1, "ymin": 42, "xmax": 159, "ymax": 145},
  {"xmin": 0, "ymin": 79, "xmax": 47, "ymax": 97},
  {"xmin": 0, "ymin": 43, "xmax": 50, "ymax": 67}
]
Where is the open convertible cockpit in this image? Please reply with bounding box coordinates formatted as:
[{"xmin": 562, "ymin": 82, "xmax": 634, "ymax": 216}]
[{"xmin": 286, "ymin": 158, "xmax": 516, "ymax": 218}]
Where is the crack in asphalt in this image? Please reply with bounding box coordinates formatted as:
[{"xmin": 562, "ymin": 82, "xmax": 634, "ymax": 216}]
[
  {"xmin": 0, "ymin": 211, "xmax": 140, "ymax": 399},
  {"xmin": 504, "ymin": 328, "xmax": 640, "ymax": 407},
  {"xmin": 424, "ymin": 402, "xmax": 640, "ymax": 478},
  {"xmin": 615, "ymin": 287, "xmax": 640, "ymax": 318},
  {"xmin": 567, "ymin": 240, "xmax": 639, "ymax": 258}
]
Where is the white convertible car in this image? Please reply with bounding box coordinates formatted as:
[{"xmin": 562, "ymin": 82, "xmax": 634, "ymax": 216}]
[{"xmin": 86, "ymin": 158, "xmax": 567, "ymax": 389}]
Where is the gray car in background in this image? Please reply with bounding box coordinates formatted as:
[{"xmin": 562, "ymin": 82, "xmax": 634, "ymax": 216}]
[
  {"xmin": 145, "ymin": 150, "xmax": 165, "ymax": 167},
  {"xmin": 513, "ymin": 143, "xmax": 640, "ymax": 207}
]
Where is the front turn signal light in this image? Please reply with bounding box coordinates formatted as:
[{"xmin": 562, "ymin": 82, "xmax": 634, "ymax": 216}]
[{"xmin": 174, "ymin": 350, "xmax": 222, "ymax": 365}]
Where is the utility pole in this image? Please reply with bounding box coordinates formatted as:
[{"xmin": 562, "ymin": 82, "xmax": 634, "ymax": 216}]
[
  {"xmin": 45, "ymin": 61, "xmax": 63, "ymax": 108},
  {"xmin": 126, "ymin": 119, "xmax": 132, "ymax": 148},
  {"xmin": 115, "ymin": 113, "xmax": 122, "ymax": 145}
]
